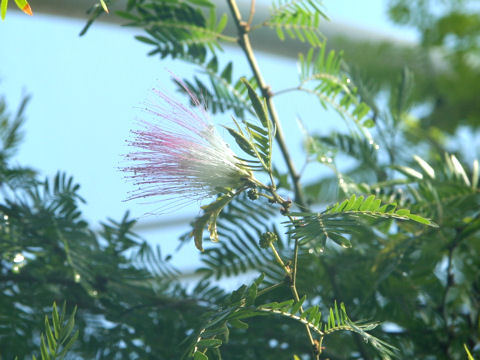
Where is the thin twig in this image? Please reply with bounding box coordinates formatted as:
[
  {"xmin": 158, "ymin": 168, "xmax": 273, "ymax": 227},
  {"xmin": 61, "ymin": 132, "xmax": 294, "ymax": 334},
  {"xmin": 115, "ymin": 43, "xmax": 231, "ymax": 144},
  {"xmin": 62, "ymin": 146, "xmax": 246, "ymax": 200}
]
[
  {"xmin": 226, "ymin": 0, "xmax": 307, "ymax": 211},
  {"xmin": 273, "ymin": 86, "xmax": 301, "ymax": 97},
  {"xmin": 246, "ymin": 0, "xmax": 256, "ymax": 27},
  {"xmin": 269, "ymin": 242, "xmax": 289, "ymax": 271},
  {"xmin": 257, "ymin": 282, "xmax": 284, "ymax": 297},
  {"xmin": 225, "ymin": 0, "xmax": 316, "ymax": 356},
  {"xmin": 269, "ymin": 241, "xmax": 318, "ymax": 358},
  {"xmin": 292, "ymin": 238, "xmax": 299, "ymax": 289},
  {"xmin": 267, "ymin": 186, "xmax": 319, "ymax": 358}
]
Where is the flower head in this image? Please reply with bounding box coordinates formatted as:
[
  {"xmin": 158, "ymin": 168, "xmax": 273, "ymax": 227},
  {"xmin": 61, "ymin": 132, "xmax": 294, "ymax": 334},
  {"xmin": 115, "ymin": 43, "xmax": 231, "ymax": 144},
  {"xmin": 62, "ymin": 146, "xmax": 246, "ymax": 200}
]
[{"xmin": 123, "ymin": 80, "xmax": 253, "ymax": 210}]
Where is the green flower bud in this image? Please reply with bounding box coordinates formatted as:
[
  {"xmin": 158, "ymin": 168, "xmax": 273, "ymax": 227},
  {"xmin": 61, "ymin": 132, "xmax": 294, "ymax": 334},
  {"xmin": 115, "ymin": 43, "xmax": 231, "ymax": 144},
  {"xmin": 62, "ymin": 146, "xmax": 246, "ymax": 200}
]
[
  {"xmin": 259, "ymin": 231, "xmax": 278, "ymax": 249},
  {"xmin": 247, "ymin": 188, "xmax": 259, "ymax": 200}
]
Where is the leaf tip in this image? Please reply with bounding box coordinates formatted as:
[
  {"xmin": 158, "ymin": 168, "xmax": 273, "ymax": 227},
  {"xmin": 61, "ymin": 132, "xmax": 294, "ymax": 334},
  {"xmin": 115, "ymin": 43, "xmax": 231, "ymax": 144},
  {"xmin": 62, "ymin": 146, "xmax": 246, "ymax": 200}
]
[{"xmin": 22, "ymin": 3, "xmax": 32, "ymax": 16}]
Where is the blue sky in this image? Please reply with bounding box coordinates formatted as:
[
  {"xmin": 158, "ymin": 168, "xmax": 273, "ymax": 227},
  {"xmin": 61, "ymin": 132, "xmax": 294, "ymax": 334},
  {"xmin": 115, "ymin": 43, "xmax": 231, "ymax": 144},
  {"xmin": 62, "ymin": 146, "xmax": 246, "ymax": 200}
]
[{"xmin": 0, "ymin": 1, "xmax": 418, "ymax": 270}]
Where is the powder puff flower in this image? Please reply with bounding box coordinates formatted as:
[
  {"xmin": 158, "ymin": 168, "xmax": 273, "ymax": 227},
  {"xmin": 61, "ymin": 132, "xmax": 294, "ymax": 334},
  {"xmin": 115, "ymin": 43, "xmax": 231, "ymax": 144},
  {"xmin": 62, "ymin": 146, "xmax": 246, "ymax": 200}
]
[{"xmin": 123, "ymin": 80, "xmax": 255, "ymax": 211}]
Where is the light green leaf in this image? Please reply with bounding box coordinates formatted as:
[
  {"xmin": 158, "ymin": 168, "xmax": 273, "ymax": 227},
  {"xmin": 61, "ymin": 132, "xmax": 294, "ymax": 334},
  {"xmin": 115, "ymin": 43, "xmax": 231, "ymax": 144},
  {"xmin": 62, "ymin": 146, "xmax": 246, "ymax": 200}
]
[
  {"xmin": 472, "ymin": 159, "xmax": 479, "ymax": 189},
  {"xmin": 394, "ymin": 165, "xmax": 423, "ymax": 179},
  {"xmin": 44, "ymin": 317, "xmax": 56, "ymax": 354},
  {"xmin": 52, "ymin": 302, "xmax": 60, "ymax": 339},
  {"xmin": 40, "ymin": 334, "xmax": 50, "ymax": 360},
  {"xmin": 216, "ymin": 13, "xmax": 228, "ymax": 32},
  {"xmin": 229, "ymin": 318, "xmax": 249, "ymax": 329},
  {"xmin": 464, "ymin": 344, "xmax": 475, "ymax": 360},
  {"xmin": 359, "ymin": 194, "xmax": 375, "ymax": 211},
  {"xmin": 190, "ymin": 194, "xmax": 234, "ymax": 251},
  {"xmin": 57, "ymin": 330, "xmax": 79, "ymax": 358},
  {"xmin": 288, "ymin": 194, "xmax": 437, "ymax": 247},
  {"xmin": 290, "ymin": 295, "xmax": 306, "ymax": 315},
  {"xmin": 197, "ymin": 338, "xmax": 222, "ymax": 348},
  {"xmin": 193, "ymin": 351, "xmax": 209, "ymax": 360},
  {"xmin": 413, "ymin": 155, "xmax": 435, "ymax": 178},
  {"xmin": 242, "ymin": 78, "xmax": 269, "ymax": 128},
  {"xmin": 1, "ymin": 0, "xmax": 7, "ymax": 20},
  {"xmin": 225, "ymin": 126, "xmax": 256, "ymax": 158},
  {"xmin": 60, "ymin": 305, "xmax": 77, "ymax": 343},
  {"xmin": 451, "ymin": 154, "xmax": 471, "ymax": 186},
  {"xmin": 328, "ymin": 232, "xmax": 352, "ymax": 248},
  {"xmin": 395, "ymin": 209, "xmax": 410, "ymax": 216},
  {"xmin": 99, "ymin": 0, "xmax": 109, "ymax": 13}
]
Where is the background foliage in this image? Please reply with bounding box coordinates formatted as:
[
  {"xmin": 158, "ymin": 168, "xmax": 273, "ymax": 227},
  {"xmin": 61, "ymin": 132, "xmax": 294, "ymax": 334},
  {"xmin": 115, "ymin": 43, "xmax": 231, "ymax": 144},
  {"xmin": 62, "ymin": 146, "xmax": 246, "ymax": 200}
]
[{"xmin": 1, "ymin": 0, "xmax": 479, "ymax": 359}]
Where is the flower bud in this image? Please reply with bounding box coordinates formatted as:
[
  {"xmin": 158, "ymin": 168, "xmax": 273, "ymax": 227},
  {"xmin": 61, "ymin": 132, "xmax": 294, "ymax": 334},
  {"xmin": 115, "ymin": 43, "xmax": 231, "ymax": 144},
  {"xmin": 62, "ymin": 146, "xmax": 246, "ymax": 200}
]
[
  {"xmin": 259, "ymin": 231, "xmax": 278, "ymax": 249},
  {"xmin": 247, "ymin": 188, "xmax": 259, "ymax": 200}
]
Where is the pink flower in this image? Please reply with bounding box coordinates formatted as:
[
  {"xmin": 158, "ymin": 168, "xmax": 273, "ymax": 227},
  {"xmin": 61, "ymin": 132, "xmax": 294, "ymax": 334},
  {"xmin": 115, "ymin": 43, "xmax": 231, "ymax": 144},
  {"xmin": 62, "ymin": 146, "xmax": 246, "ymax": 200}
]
[{"xmin": 123, "ymin": 81, "xmax": 253, "ymax": 210}]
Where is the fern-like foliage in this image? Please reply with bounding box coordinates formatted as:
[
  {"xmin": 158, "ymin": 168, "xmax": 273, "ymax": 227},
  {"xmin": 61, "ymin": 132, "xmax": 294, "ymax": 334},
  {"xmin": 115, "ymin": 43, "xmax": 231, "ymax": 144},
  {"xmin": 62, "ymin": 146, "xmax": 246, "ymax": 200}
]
[
  {"xmin": 31, "ymin": 302, "xmax": 78, "ymax": 360},
  {"xmin": 308, "ymin": 132, "xmax": 381, "ymax": 174},
  {"xmin": 391, "ymin": 154, "xmax": 480, "ymax": 223},
  {"xmin": 298, "ymin": 47, "xmax": 376, "ymax": 144},
  {"xmin": 20, "ymin": 172, "xmax": 86, "ymax": 226},
  {"xmin": 182, "ymin": 274, "xmax": 265, "ymax": 360},
  {"xmin": 1, "ymin": 164, "xmax": 195, "ymax": 357},
  {"xmin": 187, "ymin": 80, "xmax": 276, "ymax": 250},
  {"xmin": 0, "ymin": 95, "xmax": 36, "ymax": 192},
  {"xmin": 175, "ymin": 55, "xmax": 257, "ymax": 118},
  {"xmin": 259, "ymin": 299, "xmax": 397, "ymax": 359},
  {"xmin": 0, "ymin": 94, "xmax": 29, "ymax": 162},
  {"xmin": 102, "ymin": 213, "xmax": 179, "ymax": 279},
  {"xmin": 184, "ymin": 275, "xmax": 396, "ymax": 359},
  {"xmin": 196, "ymin": 193, "xmax": 279, "ymax": 280},
  {"xmin": 82, "ymin": 0, "xmax": 230, "ymax": 59},
  {"xmin": 190, "ymin": 193, "xmax": 236, "ymax": 251},
  {"xmin": 302, "ymin": 131, "xmax": 386, "ymax": 204},
  {"xmin": 225, "ymin": 79, "xmax": 275, "ymax": 172},
  {"xmin": 388, "ymin": 67, "xmax": 415, "ymax": 125},
  {"xmin": 287, "ymin": 194, "xmax": 436, "ymax": 249},
  {"xmin": 190, "ymin": 280, "xmax": 227, "ymax": 306},
  {"xmin": 264, "ymin": 0, "xmax": 327, "ymax": 47},
  {"xmin": 133, "ymin": 241, "xmax": 179, "ymax": 279}
]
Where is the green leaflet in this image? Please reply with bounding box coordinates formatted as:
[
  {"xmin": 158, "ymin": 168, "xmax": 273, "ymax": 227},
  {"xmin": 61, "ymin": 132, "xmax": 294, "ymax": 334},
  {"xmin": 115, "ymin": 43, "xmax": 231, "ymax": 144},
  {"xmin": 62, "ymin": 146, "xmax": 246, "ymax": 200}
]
[
  {"xmin": 197, "ymin": 193, "xmax": 278, "ymax": 280},
  {"xmin": 190, "ymin": 193, "xmax": 234, "ymax": 251},
  {"xmin": 287, "ymin": 193, "xmax": 437, "ymax": 249},
  {"xmin": 99, "ymin": 0, "xmax": 109, "ymax": 13},
  {"xmin": 175, "ymin": 59, "xmax": 257, "ymax": 118},
  {"xmin": 242, "ymin": 78, "xmax": 269, "ymax": 128},
  {"xmin": 27, "ymin": 302, "xmax": 78, "ymax": 360},
  {"xmin": 2, "ymin": 0, "xmax": 33, "ymax": 19},
  {"xmin": 267, "ymin": 0, "xmax": 327, "ymax": 47},
  {"xmin": 391, "ymin": 154, "xmax": 480, "ymax": 221},
  {"xmin": 224, "ymin": 79, "xmax": 275, "ymax": 172},
  {"xmin": 298, "ymin": 47, "xmax": 376, "ymax": 145},
  {"xmin": 259, "ymin": 300, "xmax": 397, "ymax": 359},
  {"xmin": 1, "ymin": 0, "xmax": 7, "ymax": 20},
  {"xmin": 83, "ymin": 0, "xmax": 226, "ymax": 55},
  {"xmin": 185, "ymin": 276, "xmax": 396, "ymax": 359},
  {"xmin": 325, "ymin": 193, "xmax": 436, "ymax": 226},
  {"xmin": 464, "ymin": 344, "xmax": 475, "ymax": 360},
  {"xmin": 184, "ymin": 274, "xmax": 263, "ymax": 359},
  {"xmin": 193, "ymin": 352, "xmax": 208, "ymax": 360},
  {"xmin": 196, "ymin": 339, "xmax": 222, "ymax": 348}
]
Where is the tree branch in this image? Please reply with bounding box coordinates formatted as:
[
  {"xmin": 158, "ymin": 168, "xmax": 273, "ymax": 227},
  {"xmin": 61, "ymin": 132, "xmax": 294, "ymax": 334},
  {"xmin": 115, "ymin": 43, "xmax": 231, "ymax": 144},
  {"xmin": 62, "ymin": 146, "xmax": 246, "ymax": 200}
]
[{"xmin": 225, "ymin": 0, "xmax": 307, "ymax": 210}]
